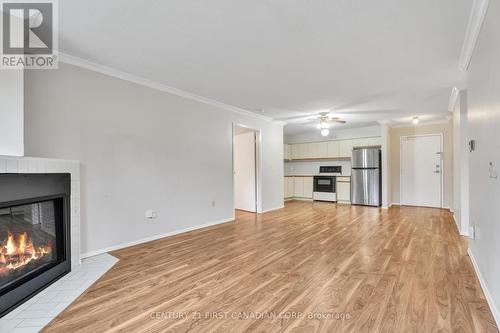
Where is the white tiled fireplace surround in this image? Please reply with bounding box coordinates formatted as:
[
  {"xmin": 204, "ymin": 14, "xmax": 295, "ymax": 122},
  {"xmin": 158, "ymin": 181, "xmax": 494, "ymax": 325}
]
[{"xmin": 0, "ymin": 156, "xmax": 118, "ymax": 332}]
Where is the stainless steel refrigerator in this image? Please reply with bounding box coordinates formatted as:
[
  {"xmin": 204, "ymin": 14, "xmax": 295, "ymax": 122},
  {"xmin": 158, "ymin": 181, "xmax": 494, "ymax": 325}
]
[{"xmin": 351, "ymin": 147, "xmax": 381, "ymax": 206}]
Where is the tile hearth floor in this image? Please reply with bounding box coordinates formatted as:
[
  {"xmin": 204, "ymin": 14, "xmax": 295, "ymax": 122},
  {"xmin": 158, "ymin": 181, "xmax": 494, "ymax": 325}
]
[{"xmin": 0, "ymin": 253, "xmax": 118, "ymax": 333}]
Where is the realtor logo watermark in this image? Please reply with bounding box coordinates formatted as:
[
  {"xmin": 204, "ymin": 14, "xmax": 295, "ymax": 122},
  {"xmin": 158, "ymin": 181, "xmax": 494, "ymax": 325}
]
[{"xmin": 1, "ymin": 0, "xmax": 58, "ymax": 69}]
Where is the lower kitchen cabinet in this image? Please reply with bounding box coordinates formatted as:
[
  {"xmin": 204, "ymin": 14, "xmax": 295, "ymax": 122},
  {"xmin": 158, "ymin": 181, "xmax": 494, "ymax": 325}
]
[
  {"xmin": 336, "ymin": 178, "xmax": 351, "ymax": 202},
  {"xmin": 284, "ymin": 177, "xmax": 294, "ymax": 198},
  {"xmin": 284, "ymin": 176, "xmax": 313, "ymax": 199},
  {"xmin": 293, "ymin": 177, "xmax": 304, "ymax": 197},
  {"xmin": 303, "ymin": 177, "xmax": 313, "ymax": 198}
]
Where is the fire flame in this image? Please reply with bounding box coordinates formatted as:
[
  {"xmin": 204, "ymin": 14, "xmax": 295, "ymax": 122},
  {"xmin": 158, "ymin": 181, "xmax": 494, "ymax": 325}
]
[{"xmin": 0, "ymin": 231, "xmax": 52, "ymax": 275}]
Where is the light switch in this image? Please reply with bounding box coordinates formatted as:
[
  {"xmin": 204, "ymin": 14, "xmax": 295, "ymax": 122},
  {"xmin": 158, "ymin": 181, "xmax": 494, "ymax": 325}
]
[{"xmin": 145, "ymin": 210, "xmax": 157, "ymax": 219}]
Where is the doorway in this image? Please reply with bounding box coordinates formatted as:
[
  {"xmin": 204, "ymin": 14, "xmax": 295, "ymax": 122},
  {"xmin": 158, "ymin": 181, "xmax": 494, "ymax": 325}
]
[
  {"xmin": 233, "ymin": 125, "xmax": 259, "ymax": 213},
  {"xmin": 400, "ymin": 134, "xmax": 443, "ymax": 208}
]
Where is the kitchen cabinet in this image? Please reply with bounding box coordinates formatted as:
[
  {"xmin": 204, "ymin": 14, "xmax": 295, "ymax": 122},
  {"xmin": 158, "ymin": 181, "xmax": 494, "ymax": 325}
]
[
  {"xmin": 287, "ymin": 137, "xmax": 380, "ymax": 161},
  {"xmin": 284, "ymin": 177, "xmax": 294, "ymax": 198},
  {"xmin": 293, "ymin": 177, "xmax": 304, "ymax": 197},
  {"xmin": 310, "ymin": 142, "xmax": 327, "ymax": 158},
  {"xmin": 292, "ymin": 143, "xmax": 310, "ymax": 159},
  {"xmin": 338, "ymin": 140, "xmax": 353, "ymax": 158},
  {"xmin": 284, "ymin": 144, "xmax": 291, "ymax": 160},
  {"xmin": 285, "ymin": 176, "xmax": 313, "ymax": 199},
  {"xmin": 336, "ymin": 177, "xmax": 351, "ymax": 202},
  {"xmin": 326, "ymin": 141, "xmax": 339, "ymax": 158},
  {"xmin": 303, "ymin": 177, "xmax": 314, "ymax": 198},
  {"xmin": 352, "ymin": 137, "xmax": 381, "ymax": 148}
]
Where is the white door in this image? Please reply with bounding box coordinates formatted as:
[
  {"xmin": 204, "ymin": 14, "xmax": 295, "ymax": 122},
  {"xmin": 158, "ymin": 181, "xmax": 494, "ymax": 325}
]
[
  {"xmin": 234, "ymin": 131, "xmax": 256, "ymax": 212},
  {"xmin": 401, "ymin": 134, "xmax": 442, "ymax": 208}
]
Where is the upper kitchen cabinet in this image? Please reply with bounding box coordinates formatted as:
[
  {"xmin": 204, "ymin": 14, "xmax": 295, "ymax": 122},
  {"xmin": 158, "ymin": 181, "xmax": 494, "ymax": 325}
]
[
  {"xmin": 326, "ymin": 141, "xmax": 339, "ymax": 158},
  {"xmin": 352, "ymin": 137, "xmax": 381, "ymax": 148},
  {"xmin": 338, "ymin": 140, "xmax": 353, "ymax": 158},
  {"xmin": 291, "ymin": 143, "xmax": 306, "ymax": 159},
  {"xmin": 310, "ymin": 142, "xmax": 327, "ymax": 158},
  {"xmin": 284, "ymin": 144, "xmax": 292, "ymax": 160},
  {"xmin": 285, "ymin": 137, "xmax": 380, "ymax": 161}
]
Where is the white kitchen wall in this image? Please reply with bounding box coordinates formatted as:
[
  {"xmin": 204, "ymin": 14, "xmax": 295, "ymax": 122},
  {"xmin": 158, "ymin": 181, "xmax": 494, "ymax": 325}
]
[
  {"xmin": 0, "ymin": 70, "xmax": 24, "ymax": 156},
  {"xmin": 24, "ymin": 62, "xmax": 284, "ymax": 257},
  {"xmin": 285, "ymin": 125, "xmax": 381, "ymax": 144},
  {"xmin": 285, "ymin": 160, "xmax": 352, "ymax": 176},
  {"xmin": 467, "ymin": 0, "xmax": 500, "ymax": 325}
]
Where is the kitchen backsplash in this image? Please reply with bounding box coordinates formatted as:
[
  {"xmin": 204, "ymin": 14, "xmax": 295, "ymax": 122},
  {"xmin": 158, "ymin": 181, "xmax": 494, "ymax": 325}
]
[{"xmin": 284, "ymin": 160, "xmax": 351, "ymax": 176}]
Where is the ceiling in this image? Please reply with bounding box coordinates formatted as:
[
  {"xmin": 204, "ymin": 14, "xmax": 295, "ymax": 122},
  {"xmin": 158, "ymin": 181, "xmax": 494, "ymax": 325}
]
[{"xmin": 58, "ymin": 0, "xmax": 472, "ymax": 136}]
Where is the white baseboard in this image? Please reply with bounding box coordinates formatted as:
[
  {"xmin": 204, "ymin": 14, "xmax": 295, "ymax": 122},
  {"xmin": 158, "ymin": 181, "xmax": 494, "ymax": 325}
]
[
  {"xmin": 467, "ymin": 248, "xmax": 500, "ymax": 328},
  {"xmin": 452, "ymin": 213, "xmax": 470, "ymax": 237},
  {"xmin": 81, "ymin": 217, "xmax": 234, "ymax": 259},
  {"xmin": 261, "ymin": 205, "xmax": 285, "ymax": 213},
  {"xmin": 286, "ymin": 197, "xmax": 314, "ymax": 202}
]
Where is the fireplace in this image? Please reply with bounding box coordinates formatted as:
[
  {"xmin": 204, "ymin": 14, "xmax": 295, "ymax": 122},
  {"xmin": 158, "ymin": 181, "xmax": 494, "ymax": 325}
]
[{"xmin": 0, "ymin": 174, "xmax": 71, "ymax": 316}]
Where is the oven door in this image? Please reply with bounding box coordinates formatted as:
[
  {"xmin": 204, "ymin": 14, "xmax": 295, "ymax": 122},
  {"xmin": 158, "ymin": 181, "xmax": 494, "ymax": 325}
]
[{"xmin": 313, "ymin": 177, "xmax": 335, "ymax": 193}]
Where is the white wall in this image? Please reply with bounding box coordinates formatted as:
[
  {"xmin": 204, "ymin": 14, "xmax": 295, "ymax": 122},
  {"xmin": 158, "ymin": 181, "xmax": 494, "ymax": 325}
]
[
  {"xmin": 467, "ymin": 0, "xmax": 500, "ymax": 324},
  {"xmin": 452, "ymin": 90, "xmax": 469, "ymax": 236},
  {"xmin": 0, "ymin": 70, "xmax": 24, "ymax": 156},
  {"xmin": 24, "ymin": 63, "xmax": 284, "ymax": 256},
  {"xmin": 285, "ymin": 125, "xmax": 381, "ymax": 144},
  {"xmin": 234, "ymin": 131, "xmax": 256, "ymax": 212}
]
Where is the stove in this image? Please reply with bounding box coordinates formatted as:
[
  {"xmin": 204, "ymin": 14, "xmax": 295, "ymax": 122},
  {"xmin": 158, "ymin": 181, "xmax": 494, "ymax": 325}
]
[{"xmin": 313, "ymin": 166, "xmax": 342, "ymax": 202}]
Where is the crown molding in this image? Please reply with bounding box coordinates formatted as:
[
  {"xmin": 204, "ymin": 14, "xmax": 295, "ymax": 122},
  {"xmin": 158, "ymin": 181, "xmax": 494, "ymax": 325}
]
[
  {"xmin": 448, "ymin": 87, "xmax": 460, "ymax": 112},
  {"xmin": 459, "ymin": 0, "xmax": 490, "ymax": 71},
  {"xmin": 58, "ymin": 52, "xmax": 278, "ymax": 124}
]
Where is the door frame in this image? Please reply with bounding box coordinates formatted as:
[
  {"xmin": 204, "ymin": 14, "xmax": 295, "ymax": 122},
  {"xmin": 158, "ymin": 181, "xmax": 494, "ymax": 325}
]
[
  {"xmin": 232, "ymin": 123, "xmax": 262, "ymax": 214},
  {"xmin": 400, "ymin": 133, "xmax": 444, "ymax": 208}
]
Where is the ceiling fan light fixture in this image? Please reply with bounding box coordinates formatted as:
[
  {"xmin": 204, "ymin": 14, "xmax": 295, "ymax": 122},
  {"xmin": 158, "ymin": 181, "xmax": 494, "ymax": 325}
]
[
  {"xmin": 320, "ymin": 122, "xmax": 330, "ymax": 129},
  {"xmin": 321, "ymin": 128, "xmax": 330, "ymax": 137},
  {"xmin": 412, "ymin": 116, "xmax": 419, "ymax": 125}
]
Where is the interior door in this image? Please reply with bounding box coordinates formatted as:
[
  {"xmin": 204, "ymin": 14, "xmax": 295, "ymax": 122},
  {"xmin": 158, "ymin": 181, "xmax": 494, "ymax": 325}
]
[
  {"xmin": 401, "ymin": 135, "xmax": 442, "ymax": 208},
  {"xmin": 234, "ymin": 131, "xmax": 256, "ymax": 212}
]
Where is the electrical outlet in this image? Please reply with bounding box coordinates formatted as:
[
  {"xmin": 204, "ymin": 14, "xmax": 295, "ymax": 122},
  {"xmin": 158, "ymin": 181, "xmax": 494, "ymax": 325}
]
[{"xmin": 145, "ymin": 210, "xmax": 157, "ymax": 219}]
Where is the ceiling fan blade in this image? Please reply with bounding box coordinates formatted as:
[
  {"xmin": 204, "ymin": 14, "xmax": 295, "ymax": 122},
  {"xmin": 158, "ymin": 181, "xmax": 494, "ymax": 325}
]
[{"xmin": 331, "ymin": 119, "xmax": 347, "ymax": 124}]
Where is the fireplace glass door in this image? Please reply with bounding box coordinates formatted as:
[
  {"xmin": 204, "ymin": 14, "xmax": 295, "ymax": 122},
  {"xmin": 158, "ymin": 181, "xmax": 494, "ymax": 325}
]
[{"xmin": 0, "ymin": 198, "xmax": 64, "ymax": 294}]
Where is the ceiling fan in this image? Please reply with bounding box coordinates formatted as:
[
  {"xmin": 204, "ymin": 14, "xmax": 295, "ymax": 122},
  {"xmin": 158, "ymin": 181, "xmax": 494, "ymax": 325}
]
[{"xmin": 289, "ymin": 111, "xmax": 346, "ymax": 136}]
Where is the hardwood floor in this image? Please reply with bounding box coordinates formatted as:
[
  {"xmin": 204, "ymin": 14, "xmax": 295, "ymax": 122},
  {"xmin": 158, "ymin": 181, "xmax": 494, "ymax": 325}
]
[{"xmin": 42, "ymin": 201, "xmax": 498, "ymax": 333}]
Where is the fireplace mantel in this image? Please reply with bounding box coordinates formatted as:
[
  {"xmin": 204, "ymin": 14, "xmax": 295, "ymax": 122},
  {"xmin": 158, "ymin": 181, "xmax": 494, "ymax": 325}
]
[{"xmin": 0, "ymin": 156, "xmax": 81, "ymax": 270}]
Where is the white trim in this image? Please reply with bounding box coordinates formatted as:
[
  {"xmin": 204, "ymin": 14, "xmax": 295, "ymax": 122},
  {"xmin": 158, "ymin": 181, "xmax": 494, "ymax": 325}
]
[
  {"xmin": 261, "ymin": 205, "xmax": 285, "ymax": 213},
  {"xmin": 459, "ymin": 0, "xmax": 490, "ymax": 71},
  {"xmin": 448, "ymin": 87, "xmax": 460, "ymax": 112},
  {"xmin": 400, "ymin": 133, "xmax": 444, "ymax": 208},
  {"xmin": 81, "ymin": 217, "xmax": 234, "ymax": 259},
  {"xmin": 467, "ymin": 248, "xmax": 500, "ymax": 327},
  {"xmin": 58, "ymin": 53, "xmax": 279, "ymax": 124}
]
